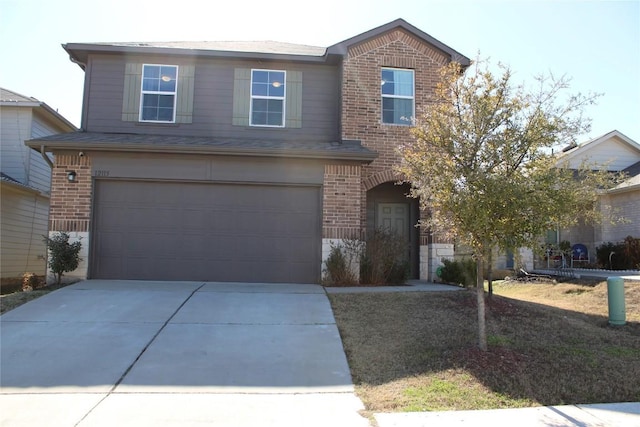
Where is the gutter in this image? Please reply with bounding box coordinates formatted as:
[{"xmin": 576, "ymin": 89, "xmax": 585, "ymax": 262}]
[{"xmin": 30, "ymin": 141, "xmax": 378, "ymax": 163}]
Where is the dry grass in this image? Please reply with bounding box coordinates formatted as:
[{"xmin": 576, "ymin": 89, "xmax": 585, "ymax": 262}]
[
  {"xmin": 329, "ymin": 279, "xmax": 640, "ymax": 413},
  {"xmin": 0, "ymin": 283, "xmax": 73, "ymax": 314}
]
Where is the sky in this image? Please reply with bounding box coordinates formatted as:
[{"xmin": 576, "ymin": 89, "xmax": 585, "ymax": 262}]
[{"xmin": 1, "ymin": 0, "xmax": 639, "ymax": 143}]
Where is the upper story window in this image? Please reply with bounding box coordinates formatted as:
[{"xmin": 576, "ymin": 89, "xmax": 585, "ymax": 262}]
[
  {"xmin": 140, "ymin": 64, "xmax": 178, "ymax": 122},
  {"xmin": 250, "ymin": 69, "xmax": 286, "ymax": 127},
  {"xmin": 381, "ymin": 68, "xmax": 414, "ymax": 125}
]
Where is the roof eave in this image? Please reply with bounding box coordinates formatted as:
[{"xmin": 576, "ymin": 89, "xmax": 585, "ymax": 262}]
[
  {"xmin": 27, "ymin": 140, "xmax": 378, "ymax": 163},
  {"xmin": 0, "ymin": 179, "xmax": 50, "ymax": 198},
  {"xmin": 63, "ymin": 43, "xmax": 332, "ymax": 67},
  {"xmin": 327, "ymin": 18, "xmax": 471, "ymax": 66}
]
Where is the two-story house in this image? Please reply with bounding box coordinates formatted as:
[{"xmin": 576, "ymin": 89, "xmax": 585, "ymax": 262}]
[
  {"xmin": 27, "ymin": 19, "xmax": 470, "ymax": 284},
  {"xmin": 1, "ymin": 88, "xmax": 76, "ymax": 285}
]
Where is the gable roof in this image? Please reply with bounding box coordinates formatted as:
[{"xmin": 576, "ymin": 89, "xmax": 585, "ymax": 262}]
[
  {"xmin": 64, "ymin": 18, "xmax": 470, "ymax": 68},
  {"xmin": 1, "ymin": 88, "xmax": 38, "ymax": 104},
  {"xmin": 557, "ymin": 130, "xmax": 640, "ymax": 171},
  {"xmin": 0, "ymin": 172, "xmax": 49, "ymax": 196},
  {"xmin": 0, "ymin": 87, "xmax": 77, "ymax": 131},
  {"xmin": 327, "ymin": 18, "xmax": 471, "ymax": 66}
]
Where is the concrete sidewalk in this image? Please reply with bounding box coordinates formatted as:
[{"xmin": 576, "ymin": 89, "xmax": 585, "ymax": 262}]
[
  {"xmin": 0, "ymin": 280, "xmax": 369, "ymax": 426},
  {"xmin": 375, "ymin": 402, "xmax": 640, "ymax": 426}
]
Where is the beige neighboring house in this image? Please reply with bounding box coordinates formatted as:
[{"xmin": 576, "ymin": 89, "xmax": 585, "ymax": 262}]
[
  {"xmin": 540, "ymin": 130, "xmax": 640, "ymax": 267},
  {"xmin": 0, "ymin": 88, "xmax": 76, "ymax": 284}
]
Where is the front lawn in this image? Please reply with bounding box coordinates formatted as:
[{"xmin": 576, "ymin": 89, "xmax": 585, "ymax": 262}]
[{"xmin": 329, "ymin": 279, "xmax": 640, "ymax": 413}]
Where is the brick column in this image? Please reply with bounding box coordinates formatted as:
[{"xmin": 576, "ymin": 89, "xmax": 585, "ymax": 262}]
[
  {"xmin": 322, "ymin": 164, "xmax": 363, "ymax": 279},
  {"xmin": 48, "ymin": 153, "xmax": 92, "ymax": 282}
]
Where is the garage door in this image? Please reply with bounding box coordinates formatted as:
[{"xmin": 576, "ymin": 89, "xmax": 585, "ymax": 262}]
[{"xmin": 91, "ymin": 180, "xmax": 321, "ymax": 283}]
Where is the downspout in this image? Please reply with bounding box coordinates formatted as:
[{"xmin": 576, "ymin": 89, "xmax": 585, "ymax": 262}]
[{"xmin": 40, "ymin": 145, "xmax": 53, "ymax": 168}]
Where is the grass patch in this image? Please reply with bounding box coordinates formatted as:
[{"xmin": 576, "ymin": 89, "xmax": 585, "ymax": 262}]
[
  {"xmin": 329, "ymin": 279, "xmax": 640, "ymax": 412},
  {"xmin": 0, "ymin": 283, "xmax": 73, "ymax": 314}
]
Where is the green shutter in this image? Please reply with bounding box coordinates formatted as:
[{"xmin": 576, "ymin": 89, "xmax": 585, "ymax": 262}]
[
  {"xmin": 285, "ymin": 70, "xmax": 302, "ymax": 128},
  {"xmin": 122, "ymin": 63, "xmax": 142, "ymax": 122},
  {"xmin": 233, "ymin": 68, "xmax": 251, "ymax": 126},
  {"xmin": 176, "ymin": 65, "xmax": 195, "ymax": 124}
]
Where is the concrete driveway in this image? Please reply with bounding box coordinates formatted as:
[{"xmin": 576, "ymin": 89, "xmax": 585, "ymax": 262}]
[{"xmin": 0, "ymin": 280, "xmax": 370, "ymax": 426}]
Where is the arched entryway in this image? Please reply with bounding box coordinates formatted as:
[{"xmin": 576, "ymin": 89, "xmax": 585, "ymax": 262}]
[{"xmin": 365, "ymin": 181, "xmax": 420, "ymax": 279}]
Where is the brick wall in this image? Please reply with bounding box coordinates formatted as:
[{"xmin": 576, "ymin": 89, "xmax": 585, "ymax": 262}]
[
  {"xmin": 49, "ymin": 153, "xmax": 92, "ymax": 232},
  {"xmin": 341, "ymin": 28, "xmax": 448, "ymax": 180},
  {"xmin": 322, "ymin": 164, "xmax": 362, "ymax": 239},
  {"xmin": 600, "ymin": 190, "xmax": 640, "ymax": 243},
  {"xmin": 337, "ymin": 28, "xmax": 450, "ymax": 240}
]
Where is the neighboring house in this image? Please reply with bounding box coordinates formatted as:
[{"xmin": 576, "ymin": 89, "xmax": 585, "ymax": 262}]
[
  {"xmin": 538, "ymin": 130, "xmax": 640, "ymax": 267},
  {"xmin": 462, "ymin": 130, "xmax": 640, "ymax": 275},
  {"xmin": 0, "ymin": 88, "xmax": 76, "ymax": 284},
  {"xmin": 27, "ymin": 19, "xmax": 470, "ymax": 284}
]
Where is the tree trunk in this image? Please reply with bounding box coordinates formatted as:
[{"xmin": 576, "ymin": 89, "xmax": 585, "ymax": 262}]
[
  {"xmin": 476, "ymin": 257, "xmax": 488, "ymax": 351},
  {"xmin": 487, "ymin": 250, "xmax": 493, "ymax": 297}
]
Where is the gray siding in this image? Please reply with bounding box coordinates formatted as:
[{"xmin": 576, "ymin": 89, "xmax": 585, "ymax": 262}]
[
  {"xmin": 0, "ymin": 186, "xmax": 49, "ymax": 278},
  {"xmin": 0, "ymin": 107, "xmax": 56, "ymax": 193},
  {"xmin": 84, "ymin": 54, "xmax": 340, "ymax": 141},
  {"xmin": 29, "ymin": 112, "xmax": 57, "ymax": 192},
  {"xmin": 0, "ymin": 107, "xmax": 32, "ymax": 184}
]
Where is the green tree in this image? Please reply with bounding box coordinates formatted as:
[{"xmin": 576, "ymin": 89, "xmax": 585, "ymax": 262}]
[
  {"xmin": 44, "ymin": 232, "xmax": 82, "ymax": 285},
  {"xmin": 399, "ymin": 58, "xmax": 622, "ymax": 351}
]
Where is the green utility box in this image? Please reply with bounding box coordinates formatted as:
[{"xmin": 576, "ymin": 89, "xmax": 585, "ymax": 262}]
[{"xmin": 607, "ymin": 277, "xmax": 626, "ymax": 326}]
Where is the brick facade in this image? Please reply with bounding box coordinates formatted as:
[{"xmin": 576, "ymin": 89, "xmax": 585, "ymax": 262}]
[
  {"xmin": 322, "ymin": 164, "xmax": 362, "ymax": 239},
  {"xmin": 49, "ymin": 153, "xmax": 92, "ymax": 232},
  {"xmin": 338, "ymin": 29, "xmax": 450, "ymax": 245}
]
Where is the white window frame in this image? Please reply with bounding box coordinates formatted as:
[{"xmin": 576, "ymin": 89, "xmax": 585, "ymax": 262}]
[
  {"xmin": 250, "ymin": 69, "xmax": 286, "ymax": 127},
  {"xmin": 381, "ymin": 67, "xmax": 415, "ymax": 126},
  {"xmin": 139, "ymin": 64, "xmax": 179, "ymax": 123}
]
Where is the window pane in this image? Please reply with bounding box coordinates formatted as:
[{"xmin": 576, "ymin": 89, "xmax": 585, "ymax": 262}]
[
  {"xmin": 381, "ymin": 69, "xmax": 395, "ymax": 95},
  {"xmin": 159, "ymin": 78, "xmax": 176, "ymax": 92},
  {"xmin": 381, "ymin": 69, "xmax": 414, "ymax": 96},
  {"xmin": 143, "ymin": 78, "xmax": 159, "ymax": 91},
  {"xmin": 252, "ymin": 82, "xmax": 268, "ymax": 96},
  {"xmin": 382, "ymin": 98, "xmax": 413, "ymax": 124},
  {"xmin": 251, "ymin": 98, "xmax": 283, "ymax": 125},
  {"xmin": 144, "ymin": 65, "xmax": 160, "ymax": 79},
  {"xmin": 268, "ymin": 83, "xmax": 284, "ymax": 97},
  {"xmin": 395, "ymin": 71, "xmax": 413, "ymax": 96},
  {"xmin": 253, "ymin": 70, "xmax": 269, "ymax": 83},
  {"xmin": 158, "ymin": 107, "xmax": 173, "ymax": 121},
  {"xmin": 267, "ymin": 99, "xmax": 283, "ymax": 112},
  {"xmin": 267, "ymin": 112, "xmax": 283, "ymax": 126},
  {"xmin": 160, "ymin": 66, "xmax": 176, "ymax": 80},
  {"xmin": 252, "ymin": 111, "xmax": 267, "ymax": 124},
  {"xmin": 253, "ymin": 98, "xmax": 268, "ymax": 112},
  {"xmin": 143, "ymin": 94, "xmax": 159, "ymax": 107},
  {"xmin": 158, "ymin": 94, "xmax": 174, "ymax": 108},
  {"xmin": 141, "ymin": 94, "xmax": 174, "ymax": 122}
]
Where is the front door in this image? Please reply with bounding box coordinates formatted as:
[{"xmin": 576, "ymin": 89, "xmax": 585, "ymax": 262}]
[
  {"xmin": 376, "ymin": 203, "xmax": 411, "ymax": 266},
  {"xmin": 377, "ymin": 203, "xmax": 409, "ymax": 239}
]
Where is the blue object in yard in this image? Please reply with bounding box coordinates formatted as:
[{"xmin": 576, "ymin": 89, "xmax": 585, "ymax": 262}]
[
  {"xmin": 607, "ymin": 277, "xmax": 626, "ymax": 326},
  {"xmin": 572, "ymin": 243, "xmax": 588, "ymax": 261}
]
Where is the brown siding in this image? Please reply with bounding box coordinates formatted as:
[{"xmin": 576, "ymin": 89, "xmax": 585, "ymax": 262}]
[{"xmin": 84, "ymin": 55, "xmax": 340, "ymax": 142}]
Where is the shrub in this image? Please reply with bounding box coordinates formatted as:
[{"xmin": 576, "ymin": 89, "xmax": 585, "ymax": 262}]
[
  {"xmin": 43, "ymin": 232, "xmax": 82, "ymax": 285},
  {"xmin": 596, "ymin": 237, "xmax": 640, "ymax": 270},
  {"xmin": 439, "ymin": 258, "xmax": 477, "ymax": 287},
  {"xmin": 322, "ymin": 239, "xmax": 362, "ymax": 286},
  {"xmin": 360, "ymin": 228, "xmax": 409, "ymax": 285}
]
